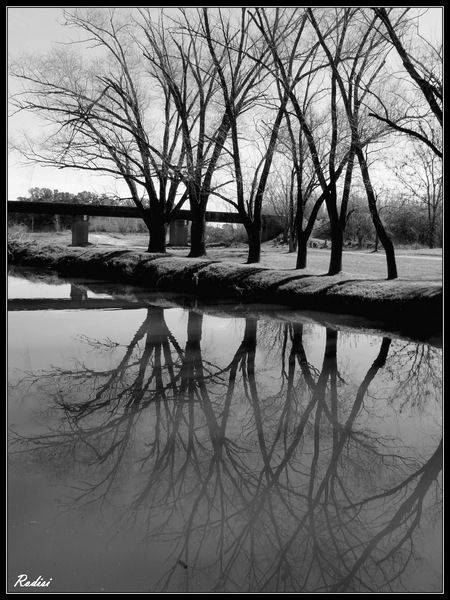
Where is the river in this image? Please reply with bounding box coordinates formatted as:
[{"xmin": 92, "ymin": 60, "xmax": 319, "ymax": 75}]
[{"xmin": 7, "ymin": 266, "xmax": 442, "ymax": 593}]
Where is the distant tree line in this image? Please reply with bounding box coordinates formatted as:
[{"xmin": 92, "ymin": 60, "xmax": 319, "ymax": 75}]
[
  {"xmin": 10, "ymin": 8, "xmax": 442, "ymax": 277},
  {"xmin": 8, "ymin": 187, "xmax": 147, "ymax": 233},
  {"xmin": 272, "ymin": 199, "xmax": 442, "ymax": 251}
]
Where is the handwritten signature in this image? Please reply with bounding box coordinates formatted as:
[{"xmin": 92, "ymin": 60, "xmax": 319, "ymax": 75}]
[{"xmin": 14, "ymin": 574, "xmax": 52, "ymax": 588}]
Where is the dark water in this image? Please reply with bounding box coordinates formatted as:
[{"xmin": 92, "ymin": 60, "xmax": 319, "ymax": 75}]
[{"xmin": 7, "ymin": 269, "xmax": 442, "ymax": 593}]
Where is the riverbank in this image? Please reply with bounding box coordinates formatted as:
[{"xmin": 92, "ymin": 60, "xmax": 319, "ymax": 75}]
[
  {"xmin": 8, "ymin": 240, "xmax": 442, "ymax": 340},
  {"xmin": 15, "ymin": 230, "xmax": 443, "ymax": 281}
]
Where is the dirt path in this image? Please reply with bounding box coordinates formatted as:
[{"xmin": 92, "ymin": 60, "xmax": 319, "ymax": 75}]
[{"xmin": 338, "ymin": 249, "xmax": 442, "ymax": 261}]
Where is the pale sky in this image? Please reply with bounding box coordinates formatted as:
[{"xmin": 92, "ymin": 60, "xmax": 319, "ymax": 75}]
[
  {"xmin": 7, "ymin": 6, "xmax": 443, "ymax": 202},
  {"xmin": 8, "ymin": 7, "xmax": 131, "ymax": 199}
]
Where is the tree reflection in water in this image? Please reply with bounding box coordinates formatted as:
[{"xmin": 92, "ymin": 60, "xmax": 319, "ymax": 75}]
[{"xmin": 10, "ymin": 307, "xmax": 442, "ymax": 593}]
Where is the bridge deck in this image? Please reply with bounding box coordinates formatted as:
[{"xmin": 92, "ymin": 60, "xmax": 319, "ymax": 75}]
[
  {"xmin": 8, "ymin": 200, "xmax": 284, "ymax": 246},
  {"xmin": 8, "ymin": 200, "xmax": 246, "ymax": 224}
]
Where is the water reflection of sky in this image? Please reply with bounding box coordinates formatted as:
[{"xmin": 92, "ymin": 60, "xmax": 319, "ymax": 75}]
[
  {"xmin": 7, "ymin": 272, "xmax": 442, "ymax": 593},
  {"xmin": 8, "ymin": 275, "xmax": 112, "ymax": 300}
]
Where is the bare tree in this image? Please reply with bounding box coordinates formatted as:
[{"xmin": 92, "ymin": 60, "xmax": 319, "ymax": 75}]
[
  {"xmin": 9, "ymin": 8, "xmax": 191, "ymax": 253},
  {"xmin": 370, "ymin": 8, "xmax": 442, "ymax": 158},
  {"xmin": 391, "ymin": 130, "xmax": 442, "ymax": 248},
  {"xmin": 273, "ymin": 86, "xmax": 323, "ymax": 262},
  {"xmin": 252, "ymin": 9, "xmax": 344, "ymax": 271},
  {"xmin": 138, "ymin": 8, "xmax": 251, "ymax": 258},
  {"xmin": 263, "ymin": 162, "xmax": 296, "ymax": 248},
  {"xmin": 253, "ymin": 9, "xmax": 384, "ymax": 274},
  {"xmin": 308, "ymin": 8, "xmax": 399, "ymax": 278},
  {"xmin": 195, "ymin": 8, "xmax": 277, "ymax": 263}
]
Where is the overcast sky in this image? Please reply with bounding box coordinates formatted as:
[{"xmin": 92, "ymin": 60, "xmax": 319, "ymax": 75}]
[{"xmin": 7, "ymin": 6, "xmax": 443, "ymax": 202}]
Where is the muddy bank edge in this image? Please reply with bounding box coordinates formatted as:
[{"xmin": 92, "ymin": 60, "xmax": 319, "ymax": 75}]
[{"xmin": 8, "ymin": 240, "xmax": 442, "ymax": 338}]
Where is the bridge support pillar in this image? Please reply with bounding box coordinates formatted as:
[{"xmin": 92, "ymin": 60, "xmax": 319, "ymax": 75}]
[
  {"xmin": 169, "ymin": 220, "xmax": 189, "ymax": 246},
  {"xmin": 70, "ymin": 284, "xmax": 88, "ymax": 301},
  {"xmin": 71, "ymin": 215, "xmax": 90, "ymax": 246}
]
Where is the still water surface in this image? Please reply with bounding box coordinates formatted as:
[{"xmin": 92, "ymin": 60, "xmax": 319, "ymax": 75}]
[{"xmin": 8, "ymin": 269, "xmax": 442, "ymax": 593}]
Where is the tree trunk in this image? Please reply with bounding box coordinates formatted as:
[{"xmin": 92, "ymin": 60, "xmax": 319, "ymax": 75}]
[
  {"xmin": 371, "ymin": 217, "xmax": 396, "ymax": 278},
  {"xmin": 146, "ymin": 211, "xmax": 167, "ymax": 253},
  {"xmin": 180, "ymin": 311, "xmax": 204, "ymax": 396},
  {"xmin": 373, "ymin": 232, "xmax": 379, "ymax": 253},
  {"xmin": 188, "ymin": 209, "xmax": 206, "ymax": 257},
  {"xmin": 288, "ymin": 224, "xmax": 297, "ymax": 253},
  {"xmin": 324, "ymin": 327, "xmax": 338, "ymax": 369},
  {"xmin": 296, "ymin": 230, "xmax": 309, "ymax": 269},
  {"xmin": 291, "ymin": 323, "xmax": 316, "ymax": 390},
  {"xmin": 185, "ymin": 311, "xmax": 203, "ymax": 370},
  {"xmin": 187, "ymin": 310, "xmax": 203, "ymax": 345},
  {"xmin": 242, "ymin": 318, "xmax": 257, "ymax": 350},
  {"xmin": 288, "ymin": 180, "xmax": 296, "ymax": 253},
  {"xmin": 328, "ymin": 225, "xmax": 344, "ymax": 275},
  {"xmin": 428, "ymin": 220, "xmax": 435, "ymax": 249},
  {"xmin": 246, "ymin": 225, "xmax": 261, "ymax": 264},
  {"xmin": 356, "ymin": 147, "xmax": 397, "ymax": 279},
  {"xmin": 146, "ymin": 307, "xmax": 169, "ymax": 343},
  {"xmin": 368, "ymin": 210, "xmax": 397, "ymax": 279}
]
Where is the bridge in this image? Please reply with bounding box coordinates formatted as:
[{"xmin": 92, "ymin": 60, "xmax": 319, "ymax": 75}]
[
  {"xmin": 7, "ymin": 298, "xmax": 152, "ymax": 311},
  {"xmin": 8, "ymin": 200, "xmax": 284, "ymax": 247},
  {"xmin": 8, "ymin": 282, "xmax": 166, "ymax": 311}
]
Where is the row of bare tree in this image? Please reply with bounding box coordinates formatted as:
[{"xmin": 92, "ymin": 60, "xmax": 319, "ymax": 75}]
[{"xmin": 9, "ymin": 8, "xmax": 442, "ymax": 277}]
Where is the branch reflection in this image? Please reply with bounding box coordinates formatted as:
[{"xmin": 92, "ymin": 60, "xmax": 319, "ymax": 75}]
[{"xmin": 10, "ymin": 307, "xmax": 442, "ymax": 593}]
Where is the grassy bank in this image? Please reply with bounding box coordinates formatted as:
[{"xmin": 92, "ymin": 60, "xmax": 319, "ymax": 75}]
[
  {"xmin": 19, "ymin": 230, "xmax": 442, "ymax": 281},
  {"xmin": 8, "ymin": 239, "xmax": 442, "ymax": 340}
]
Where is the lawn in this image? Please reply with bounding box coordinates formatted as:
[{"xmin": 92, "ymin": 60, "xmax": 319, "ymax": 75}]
[{"xmin": 24, "ymin": 231, "xmax": 442, "ymax": 282}]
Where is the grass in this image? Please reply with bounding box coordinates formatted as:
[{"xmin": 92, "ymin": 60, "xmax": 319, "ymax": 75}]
[{"xmin": 24, "ymin": 231, "xmax": 442, "ymax": 283}]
